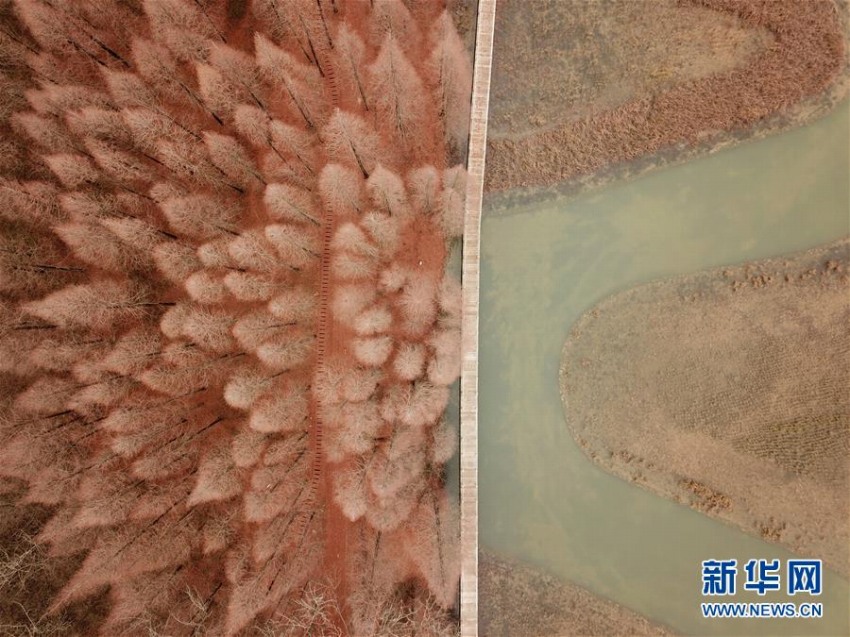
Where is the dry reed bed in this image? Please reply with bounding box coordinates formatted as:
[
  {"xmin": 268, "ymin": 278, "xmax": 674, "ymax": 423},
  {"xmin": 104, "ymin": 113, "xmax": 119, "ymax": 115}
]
[
  {"xmin": 560, "ymin": 240, "xmax": 850, "ymax": 574},
  {"xmin": 479, "ymin": 551, "xmax": 676, "ymax": 637},
  {"xmin": 485, "ymin": 0, "xmax": 849, "ymax": 195}
]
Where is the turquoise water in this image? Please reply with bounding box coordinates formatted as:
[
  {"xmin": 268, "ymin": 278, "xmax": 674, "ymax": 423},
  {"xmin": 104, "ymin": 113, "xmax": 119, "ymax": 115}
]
[{"xmin": 479, "ymin": 102, "xmax": 850, "ymax": 635}]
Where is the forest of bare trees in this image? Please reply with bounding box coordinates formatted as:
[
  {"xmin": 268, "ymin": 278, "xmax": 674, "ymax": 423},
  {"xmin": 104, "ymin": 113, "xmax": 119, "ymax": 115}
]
[{"xmin": 0, "ymin": 0, "xmax": 471, "ymax": 634}]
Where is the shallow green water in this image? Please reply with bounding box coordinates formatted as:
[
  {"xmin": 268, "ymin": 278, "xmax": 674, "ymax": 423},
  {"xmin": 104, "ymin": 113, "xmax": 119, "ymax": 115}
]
[{"xmin": 479, "ymin": 102, "xmax": 850, "ymax": 635}]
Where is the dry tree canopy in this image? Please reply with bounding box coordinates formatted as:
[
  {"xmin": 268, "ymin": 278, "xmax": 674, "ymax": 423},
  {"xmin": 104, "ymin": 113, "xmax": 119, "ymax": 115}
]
[{"xmin": 0, "ymin": 0, "xmax": 471, "ymax": 635}]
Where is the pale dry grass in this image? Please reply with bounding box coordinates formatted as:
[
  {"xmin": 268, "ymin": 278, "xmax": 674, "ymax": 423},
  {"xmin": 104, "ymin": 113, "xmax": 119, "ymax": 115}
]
[
  {"xmin": 485, "ymin": 0, "xmax": 849, "ymax": 195},
  {"xmin": 560, "ymin": 240, "xmax": 850, "ymax": 573},
  {"xmin": 0, "ymin": 499, "xmax": 103, "ymax": 637},
  {"xmin": 0, "ymin": 533, "xmax": 70, "ymax": 637},
  {"xmin": 480, "ymin": 551, "xmax": 674, "ymax": 637},
  {"xmin": 255, "ymin": 581, "xmax": 346, "ymax": 637},
  {"xmin": 0, "ymin": 604, "xmax": 71, "ymax": 637},
  {"xmin": 489, "ymin": 0, "xmax": 773, "ymax": 139}
]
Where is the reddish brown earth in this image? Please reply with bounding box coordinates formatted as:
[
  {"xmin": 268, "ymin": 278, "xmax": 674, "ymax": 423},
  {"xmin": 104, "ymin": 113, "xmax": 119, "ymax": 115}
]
[
  {"xmin": 0, "ymin": 0, "xmax": 468, "ymax": 634},
  {"xmin": 317, "ymin": 210, "xmax": 453, "ymax": 625}
]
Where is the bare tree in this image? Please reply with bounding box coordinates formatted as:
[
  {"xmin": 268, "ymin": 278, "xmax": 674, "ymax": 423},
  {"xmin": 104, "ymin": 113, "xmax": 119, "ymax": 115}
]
[{"xmin": 1, "ymin": 0, "xmax": 470, "ymax": 633}]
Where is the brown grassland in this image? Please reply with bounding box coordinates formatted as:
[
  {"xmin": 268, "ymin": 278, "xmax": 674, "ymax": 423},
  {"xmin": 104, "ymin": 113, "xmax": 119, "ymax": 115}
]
[
  {"xmin": 560, "ymin": 240, "xmax": 850, "ymax": 576},
  {"xmin": 484, "ymin": 0, "xmax": 849, "ymax": 197},
  {"xmin": 479, "ymin": 551, "xmax": 675, "ymax": 637}
]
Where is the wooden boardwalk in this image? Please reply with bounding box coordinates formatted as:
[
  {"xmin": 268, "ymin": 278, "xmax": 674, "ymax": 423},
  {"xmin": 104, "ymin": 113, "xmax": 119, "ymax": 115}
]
[{"xmin": 461, "ymin": 1, "xmax": 496, "ymax": 635}]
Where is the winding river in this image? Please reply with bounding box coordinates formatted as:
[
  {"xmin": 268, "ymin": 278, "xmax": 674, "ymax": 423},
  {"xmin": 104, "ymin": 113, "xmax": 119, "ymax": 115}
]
[{"xmin": 478, "ymin": 102, "xmax": 850, "ymax": 635}]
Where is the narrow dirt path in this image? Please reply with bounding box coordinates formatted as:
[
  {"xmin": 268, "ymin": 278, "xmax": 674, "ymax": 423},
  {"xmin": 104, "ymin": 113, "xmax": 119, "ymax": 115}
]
[{"xmin": 310, "ymin": 192, "xmax": 352, "ymax": 631}]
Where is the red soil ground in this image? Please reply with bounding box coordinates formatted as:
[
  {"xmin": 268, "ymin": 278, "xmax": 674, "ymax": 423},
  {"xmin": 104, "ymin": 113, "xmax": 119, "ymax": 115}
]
[
  {"xmin": 316, "ymin": 210, "xmax": 450, "ymax": 626},
  {"xmin": 1, "ymin": 2, "xmax": 459, "ymax": 631}
]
